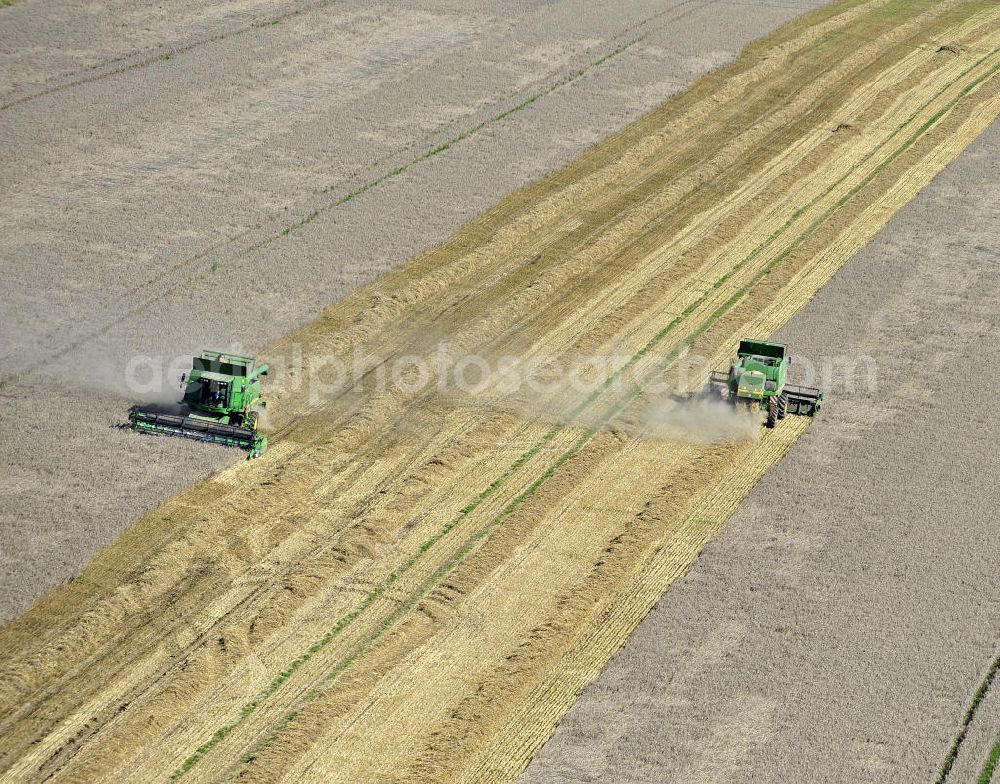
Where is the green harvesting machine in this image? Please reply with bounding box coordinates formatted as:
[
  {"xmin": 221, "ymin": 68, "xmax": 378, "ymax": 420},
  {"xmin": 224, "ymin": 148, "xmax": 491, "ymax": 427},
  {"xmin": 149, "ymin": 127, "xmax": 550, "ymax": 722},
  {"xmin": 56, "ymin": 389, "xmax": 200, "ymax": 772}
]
[
  {"xmin": 709, "ymin": 338, "xmax": 823, "ymax": 428},
  {"xmin": 129, "ymin": 350, "xmax": 270, "ymax": 458}
]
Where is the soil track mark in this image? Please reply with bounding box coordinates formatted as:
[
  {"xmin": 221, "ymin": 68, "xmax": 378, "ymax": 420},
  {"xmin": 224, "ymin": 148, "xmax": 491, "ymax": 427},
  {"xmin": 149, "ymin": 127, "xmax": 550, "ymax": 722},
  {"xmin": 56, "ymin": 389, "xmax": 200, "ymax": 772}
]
[
  {"xmin": 0, "ymin": 0, "xmax": 709, "ymax": 113},
  {"xmin": 981, "ymin": 738, "xmax": 1000, "ymax": 783}
]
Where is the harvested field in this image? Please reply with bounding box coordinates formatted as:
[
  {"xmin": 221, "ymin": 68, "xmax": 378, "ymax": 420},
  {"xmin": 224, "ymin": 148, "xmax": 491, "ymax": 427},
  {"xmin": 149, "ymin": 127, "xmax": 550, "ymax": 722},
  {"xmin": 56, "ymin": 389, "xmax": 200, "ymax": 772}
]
[{"xmin": 3, "ymin": 2, "xmax": 1000, "ymax": 783}]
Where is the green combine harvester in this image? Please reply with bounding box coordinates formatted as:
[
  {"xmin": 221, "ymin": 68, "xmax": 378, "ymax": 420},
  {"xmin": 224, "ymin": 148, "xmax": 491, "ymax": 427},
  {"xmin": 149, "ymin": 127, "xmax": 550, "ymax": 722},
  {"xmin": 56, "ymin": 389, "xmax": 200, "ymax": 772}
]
[
  {"xmin": 709, "ymin": 338, "xmax": 823, "ymax": 428},
  {"xmin": 129, "ymin": 350, "xmax": 270, "ymax": 458}
]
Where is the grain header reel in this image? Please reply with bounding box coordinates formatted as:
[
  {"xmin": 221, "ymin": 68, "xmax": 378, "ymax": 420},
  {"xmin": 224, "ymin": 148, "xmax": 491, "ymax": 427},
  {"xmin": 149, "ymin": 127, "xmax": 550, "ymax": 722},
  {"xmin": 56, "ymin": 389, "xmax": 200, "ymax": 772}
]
[
  {"xmin": 709, "ymin": 338, "xmax": 823, "ymax": 428},
  {"xmin": 129, "ymin": 350, "xmax": 270, "ymax": 458}
]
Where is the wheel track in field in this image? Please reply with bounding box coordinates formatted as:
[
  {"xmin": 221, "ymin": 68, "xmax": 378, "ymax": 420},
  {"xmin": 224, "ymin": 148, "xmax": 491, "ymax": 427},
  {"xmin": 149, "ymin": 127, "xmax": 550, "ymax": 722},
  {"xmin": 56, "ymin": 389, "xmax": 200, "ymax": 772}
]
[{"xmin": 0, "ymin": 0, "xmax": 709, "ymax": 113}]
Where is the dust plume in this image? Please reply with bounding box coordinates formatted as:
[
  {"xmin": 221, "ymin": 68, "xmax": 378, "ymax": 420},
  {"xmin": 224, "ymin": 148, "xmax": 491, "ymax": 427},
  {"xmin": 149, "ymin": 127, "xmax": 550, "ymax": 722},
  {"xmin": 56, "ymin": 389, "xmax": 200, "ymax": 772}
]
[
  {"xmin": 639, "ymin": 396, "xmax": 761, "ymax": 443},
  {"xmin": 497, "ymin": 386, "xmax": 761, "ymax": 445}
]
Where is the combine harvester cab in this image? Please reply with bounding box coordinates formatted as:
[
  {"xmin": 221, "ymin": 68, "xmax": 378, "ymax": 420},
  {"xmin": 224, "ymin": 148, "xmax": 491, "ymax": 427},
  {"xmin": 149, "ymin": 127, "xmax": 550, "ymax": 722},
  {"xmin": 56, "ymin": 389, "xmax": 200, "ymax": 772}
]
[
  {"xmin": 709, "ymin": 338, "xmax": 823, "ymax": 428},
  {"xmin": 129, "ymin": 350, "xmax": 270, "ymax": 458}
]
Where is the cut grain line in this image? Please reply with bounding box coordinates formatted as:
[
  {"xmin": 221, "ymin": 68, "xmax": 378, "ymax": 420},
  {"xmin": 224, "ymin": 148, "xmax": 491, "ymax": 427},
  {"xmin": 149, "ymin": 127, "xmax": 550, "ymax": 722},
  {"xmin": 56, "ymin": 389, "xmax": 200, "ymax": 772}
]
[
  {"xmin": 463, "ymin": 78, "xmax": 1000, "ymax": 784},
  {"xmin": 458, "ymin": 92, "xmax": 1000, "ymax": 778},
  {"xmin": 181, "ymin": 46, "xmax": 1000, "ymax": 782},
  {"xmin": 458, "ymin": 418, "xmax": 809, "ymax": 783}
]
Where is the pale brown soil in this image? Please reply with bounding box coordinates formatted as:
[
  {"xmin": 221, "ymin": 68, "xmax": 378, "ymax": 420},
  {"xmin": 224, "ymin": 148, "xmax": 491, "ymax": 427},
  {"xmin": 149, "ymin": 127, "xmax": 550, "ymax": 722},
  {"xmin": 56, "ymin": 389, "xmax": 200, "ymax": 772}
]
[{"xmin": 2, "ymin": 2, "xmax": 1000, "ymax": 783}]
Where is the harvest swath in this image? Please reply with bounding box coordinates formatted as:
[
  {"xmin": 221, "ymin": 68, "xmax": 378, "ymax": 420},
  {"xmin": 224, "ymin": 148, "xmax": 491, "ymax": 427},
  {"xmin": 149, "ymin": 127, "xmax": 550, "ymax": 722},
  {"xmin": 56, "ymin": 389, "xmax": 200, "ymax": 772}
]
[{"xmin": 3, "ymin": 1, "xmax": 1000, "ymax": 782}]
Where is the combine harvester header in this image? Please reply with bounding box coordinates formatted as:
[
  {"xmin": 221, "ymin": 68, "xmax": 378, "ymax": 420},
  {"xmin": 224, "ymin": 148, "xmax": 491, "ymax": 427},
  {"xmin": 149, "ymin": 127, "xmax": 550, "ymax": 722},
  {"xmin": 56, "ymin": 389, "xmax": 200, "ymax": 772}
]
[
  {"xmin": 129, "ymin": 350, "xmax": 270, "ymax": 458},
  {"xmin": 709, "ymin": 338, "xmax": 823, "ymax": 428}
]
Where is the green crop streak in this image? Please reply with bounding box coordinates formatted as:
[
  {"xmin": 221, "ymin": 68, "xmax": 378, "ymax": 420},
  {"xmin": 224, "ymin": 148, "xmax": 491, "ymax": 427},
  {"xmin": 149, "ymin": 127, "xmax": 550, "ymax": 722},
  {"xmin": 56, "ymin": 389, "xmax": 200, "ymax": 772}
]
[
  {"xmin": 979, "ymin": 736, "xmax": 1000, "ymax": 784},
  {"xmin": 171, "ymin": 42, "xmax": 1000, "ymax": 784},
  {"xmin": 937, "ymin": 650, "xmax": 1000, "ymax": 783}
]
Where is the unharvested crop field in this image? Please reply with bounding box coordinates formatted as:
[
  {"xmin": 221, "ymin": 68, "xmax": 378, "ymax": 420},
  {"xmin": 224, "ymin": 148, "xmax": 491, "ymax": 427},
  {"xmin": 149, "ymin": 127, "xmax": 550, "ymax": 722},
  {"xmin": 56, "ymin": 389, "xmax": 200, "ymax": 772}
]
[{"xmin": 3, "ymin": 1, "xmax": 1000, "ymax": 783}]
